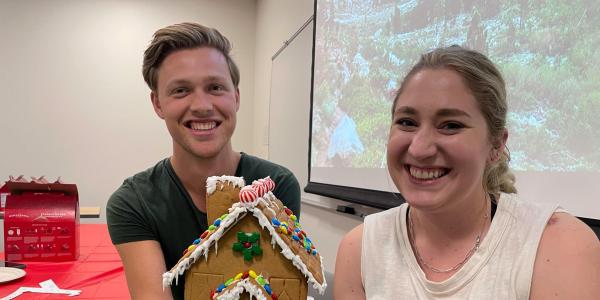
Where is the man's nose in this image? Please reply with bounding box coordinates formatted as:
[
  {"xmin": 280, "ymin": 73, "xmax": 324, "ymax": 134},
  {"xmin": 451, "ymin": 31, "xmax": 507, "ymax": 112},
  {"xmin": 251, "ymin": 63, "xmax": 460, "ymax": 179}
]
[{"xmin": 189, "ymin": 91, "xmax": 213, "ymax": 113}]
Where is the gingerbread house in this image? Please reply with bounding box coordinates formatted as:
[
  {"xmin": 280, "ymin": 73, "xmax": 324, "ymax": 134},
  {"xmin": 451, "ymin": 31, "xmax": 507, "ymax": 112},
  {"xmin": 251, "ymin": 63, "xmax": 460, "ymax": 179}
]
[{"xmin": 162, "ymin": 176, "xmax": 327, "ymax": 300}]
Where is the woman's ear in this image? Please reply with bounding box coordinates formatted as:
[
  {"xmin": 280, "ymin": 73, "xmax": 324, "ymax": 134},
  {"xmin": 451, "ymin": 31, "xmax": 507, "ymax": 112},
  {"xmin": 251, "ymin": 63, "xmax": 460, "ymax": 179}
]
[
  {"xmin": 490, "ymin": 148, "xmax": 501, "ymax": 162},
  {"xmin": 490, "ymin": 129, "xmax": 509, "ymax": 163}
]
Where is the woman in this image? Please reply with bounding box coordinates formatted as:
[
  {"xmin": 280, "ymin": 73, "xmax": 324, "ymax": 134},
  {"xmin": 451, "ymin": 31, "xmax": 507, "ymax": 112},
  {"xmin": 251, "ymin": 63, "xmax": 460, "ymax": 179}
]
[{"xmin": 334, "ymin": 46, "xmax": 600, "ymax": 299}]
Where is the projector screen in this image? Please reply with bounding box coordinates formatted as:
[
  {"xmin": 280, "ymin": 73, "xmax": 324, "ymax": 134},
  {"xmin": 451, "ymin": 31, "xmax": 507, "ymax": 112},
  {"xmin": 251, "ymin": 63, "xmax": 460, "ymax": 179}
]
[{"xmin": 308, "ymin": 0, "xmax": 600, "ymax": 219}]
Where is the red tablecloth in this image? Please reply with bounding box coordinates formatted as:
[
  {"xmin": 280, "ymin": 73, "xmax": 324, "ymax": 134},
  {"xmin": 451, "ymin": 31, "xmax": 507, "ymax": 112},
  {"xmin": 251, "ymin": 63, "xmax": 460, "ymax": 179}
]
[{"xmin": 0, "ymin": 224, "xmax": 128, "ymax": 299}]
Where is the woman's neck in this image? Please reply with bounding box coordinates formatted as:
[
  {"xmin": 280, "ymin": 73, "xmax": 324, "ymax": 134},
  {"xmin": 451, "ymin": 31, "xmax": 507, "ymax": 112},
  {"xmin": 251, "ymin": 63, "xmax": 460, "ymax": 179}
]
[
  {"xmin": 410, "ymin": 192, "xmax": 490, "ymax": 242},
  {"xmin": 408, "ymin": 193, "xmax": 492, "ymax": 281}
]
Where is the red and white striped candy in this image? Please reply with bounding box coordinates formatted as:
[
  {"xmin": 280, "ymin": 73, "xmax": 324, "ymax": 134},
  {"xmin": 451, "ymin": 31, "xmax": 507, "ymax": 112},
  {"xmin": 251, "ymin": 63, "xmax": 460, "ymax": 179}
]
[
  {"xmin": 251, "ymin": 181, "xmax": 267, "ymax": 197},
  {"xmin": 259, "ymin": 177, "xmax": 276, "ymax": 192},
  {"xmin": 239, "ymin": 186, "xmax": 258, "ymax": 203}
]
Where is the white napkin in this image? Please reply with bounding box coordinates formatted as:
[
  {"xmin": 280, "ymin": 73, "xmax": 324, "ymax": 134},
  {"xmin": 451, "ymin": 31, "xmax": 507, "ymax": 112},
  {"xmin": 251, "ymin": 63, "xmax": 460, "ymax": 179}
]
[{"xmin": 1, "ymin": 279, "xmax": 81, "ymax": 299}]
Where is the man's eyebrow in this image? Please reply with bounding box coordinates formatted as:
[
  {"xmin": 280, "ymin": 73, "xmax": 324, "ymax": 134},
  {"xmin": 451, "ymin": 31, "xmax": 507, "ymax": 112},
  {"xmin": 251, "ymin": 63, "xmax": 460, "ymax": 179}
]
[
  {"xmin": 204, "ymin": 75, "xmax": 228, "ymax": 82},
  {"xmin": 165, "ymin": 79, "xmax": 191, "ymax": 88},
  {"xmin": 436, "ymin": 108, "xmax": 471, "ymax": 118}
]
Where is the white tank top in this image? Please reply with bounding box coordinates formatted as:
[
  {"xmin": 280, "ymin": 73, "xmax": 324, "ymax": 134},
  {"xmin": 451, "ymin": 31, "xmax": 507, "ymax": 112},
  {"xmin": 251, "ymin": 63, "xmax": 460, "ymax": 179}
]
[{"xmin": 361, "ymin": 195, "xmax": 559, "ymax": 299}]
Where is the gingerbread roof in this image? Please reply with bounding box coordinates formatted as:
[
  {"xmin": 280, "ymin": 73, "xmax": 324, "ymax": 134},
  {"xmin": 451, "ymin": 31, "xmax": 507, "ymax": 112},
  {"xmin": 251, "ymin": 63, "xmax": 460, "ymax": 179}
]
[{"xmin": 162, "ymin": 176, "xmax": 327, "ymax": 296}]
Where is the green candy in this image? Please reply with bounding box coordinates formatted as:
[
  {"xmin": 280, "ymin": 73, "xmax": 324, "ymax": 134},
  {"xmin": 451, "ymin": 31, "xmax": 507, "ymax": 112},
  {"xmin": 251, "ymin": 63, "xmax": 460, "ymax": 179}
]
[
  {"xmin": 243, "ymin": 248, "xmax": 253, "ymax": 261},
  {"xmin": 232, "ymin": 242, "xmax": 244, "ymax": 252},
  {"xmin": 249, "ymin": 232, "xmax": 260, "ymax": 243}
]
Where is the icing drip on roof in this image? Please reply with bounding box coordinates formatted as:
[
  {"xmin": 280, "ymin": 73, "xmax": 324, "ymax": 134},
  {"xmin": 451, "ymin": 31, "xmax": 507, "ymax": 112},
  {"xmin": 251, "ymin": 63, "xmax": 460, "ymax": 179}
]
[
  {"xmin": 214, "ymin": 278, "xmax": 267, "ymax": 300},
  {"xmin": 252, "ymin": 207, "xmax": 327, "ymax": 295},
  {"xmin": 162, "ymin": 205, "xmax": 247, "ymax": 289},
  {"xmin": 206, "ymin": 176, "xmax": 245, "ymax": 195}
]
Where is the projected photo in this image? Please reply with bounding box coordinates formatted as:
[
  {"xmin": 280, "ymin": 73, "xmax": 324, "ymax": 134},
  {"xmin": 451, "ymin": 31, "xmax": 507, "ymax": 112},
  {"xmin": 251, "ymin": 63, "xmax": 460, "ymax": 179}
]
[{"xmin": 312, "ymin": 0, "xmax": 600, "ymax": 172}]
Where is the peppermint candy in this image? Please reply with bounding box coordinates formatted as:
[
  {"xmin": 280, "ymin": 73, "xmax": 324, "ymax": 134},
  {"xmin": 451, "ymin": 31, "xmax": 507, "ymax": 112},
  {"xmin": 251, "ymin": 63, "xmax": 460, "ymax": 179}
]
[
  {"xmin": 239, "ymin": 186, "xmax": 258, "ymax": 203},
  {"xmin": 251, "ymin": 180, "xmax": 267, "ymax": 197},
  {"xmin": 259, "ymin": 176, "xmax": 276, "ymax": 192}
]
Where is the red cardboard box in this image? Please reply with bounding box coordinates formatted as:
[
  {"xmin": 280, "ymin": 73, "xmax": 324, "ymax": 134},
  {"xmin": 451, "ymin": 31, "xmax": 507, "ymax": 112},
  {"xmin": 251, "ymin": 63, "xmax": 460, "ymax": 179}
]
[
  {"xmin": 0, "ymin": 182, "xmax": 8, "ymax": 212},
  {"xmin": 3, "ymin": 181, "xmax": 79, "ymax": 262}
]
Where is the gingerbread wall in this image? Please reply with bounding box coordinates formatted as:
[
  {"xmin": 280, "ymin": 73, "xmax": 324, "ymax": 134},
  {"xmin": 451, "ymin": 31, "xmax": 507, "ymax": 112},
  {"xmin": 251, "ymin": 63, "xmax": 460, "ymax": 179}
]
[{"xmin": 184, "ymin": 214, "xmax": 308, "ymax": 300}]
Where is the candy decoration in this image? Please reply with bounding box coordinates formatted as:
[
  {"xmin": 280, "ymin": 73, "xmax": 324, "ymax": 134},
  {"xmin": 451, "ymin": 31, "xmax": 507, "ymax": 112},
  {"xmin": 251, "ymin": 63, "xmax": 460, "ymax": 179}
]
[
  {"xmin": 239, "ymin": 186, "xmax": 258, "ymax": 203},
  {"xmin": 279, "ymin": 226, "xmax": 288, "ymax": 235},
  {"xmin": 234, "ymin": 273, "xmax": 243, "ymax": 281},
  {"xmin": 251, "ymin": 180, "xmax": 267, "ymax": 197},
  {"xmin": 193, "ymin": 238, "xmax": 200, "ymax": 245},
  {"xmin": 271, "ymin": 218, "xmax": 281, "ymax": 226},
  {"xmin": 200, "ymin": 231, "xmax": 209, "ymax": 239},
  {"xmin": 256, "ymin": 275, "xmax": 266, "ymax": 286},
  {"xmin": 260, "ymin": 176, "xmax": 276, "ymax": 191},
  {"xmin": 212, "ymin": 270, "xmax": 274, "ymax": 299},
  {"xmin": 233, "ymin": 232, "xmax": 262, "ymax": 261},
  {"xmin": 264, "ymin": 284, "xmax": 272, "ymax": 295},
  {"xmin": 213, "ymin": 219, "xmax": 221, "ymax": 226},
  {"xmin": 284, "ymin": 208, "xmax": 292, "ymax": 216}
]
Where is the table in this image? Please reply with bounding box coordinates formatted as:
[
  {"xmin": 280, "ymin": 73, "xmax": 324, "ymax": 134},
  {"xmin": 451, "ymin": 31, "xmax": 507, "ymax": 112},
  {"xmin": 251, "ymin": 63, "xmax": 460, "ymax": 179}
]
[{"xmin": 0, "ymin": 224, "xmax": 128, "ymax": 299}]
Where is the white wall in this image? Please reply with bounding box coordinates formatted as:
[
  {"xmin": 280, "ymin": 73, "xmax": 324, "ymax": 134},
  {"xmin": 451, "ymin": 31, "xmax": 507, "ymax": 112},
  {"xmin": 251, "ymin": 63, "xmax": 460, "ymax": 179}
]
[
  {"xmin": 0, "ymin": 0, "xmax": 364, "ymax": 275},
  {"xmin": 255, "ymin": 0, "xmax": 370, "ymax": 275},
  {"xmin": 0, "ymin": 0, "xmax": 257, "ymax": 222}
]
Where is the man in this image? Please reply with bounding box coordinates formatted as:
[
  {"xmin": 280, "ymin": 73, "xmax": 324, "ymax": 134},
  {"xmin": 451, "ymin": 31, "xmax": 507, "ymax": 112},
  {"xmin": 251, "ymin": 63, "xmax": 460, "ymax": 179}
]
[{"xmin": 107, "ymin": 22, "xmax": 301, "ymax": 300}]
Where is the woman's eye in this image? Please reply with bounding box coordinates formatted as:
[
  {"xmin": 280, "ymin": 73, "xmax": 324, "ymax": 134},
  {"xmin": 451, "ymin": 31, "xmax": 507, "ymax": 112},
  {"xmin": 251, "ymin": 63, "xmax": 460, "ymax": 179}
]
[
  {"xmin": 440, "ymin": 122, "xmax": 464, "ymax": 132},
  {"xmin": 395, "ymin": 118, "xmax": 417, "ymax": 129}
]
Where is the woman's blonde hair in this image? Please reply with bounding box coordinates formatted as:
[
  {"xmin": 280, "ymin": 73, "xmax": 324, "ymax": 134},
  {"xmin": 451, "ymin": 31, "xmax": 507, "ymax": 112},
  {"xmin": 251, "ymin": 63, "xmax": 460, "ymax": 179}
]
[{"xmin": 392, "ymin": 45, "xmax": 517, "ymax": 195}]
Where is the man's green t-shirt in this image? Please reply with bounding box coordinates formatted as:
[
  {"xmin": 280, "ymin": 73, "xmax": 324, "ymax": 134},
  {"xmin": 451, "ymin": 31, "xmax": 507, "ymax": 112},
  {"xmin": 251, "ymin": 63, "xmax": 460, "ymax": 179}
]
[{"xmin": 106, "ymin": 152, "xmax": 301, "ymax": 299}]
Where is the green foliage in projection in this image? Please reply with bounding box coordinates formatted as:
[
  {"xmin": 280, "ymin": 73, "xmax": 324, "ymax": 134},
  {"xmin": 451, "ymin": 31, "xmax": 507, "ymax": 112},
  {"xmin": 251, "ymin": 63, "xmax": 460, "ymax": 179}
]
[{"xmin": 313, "ymin": 0, "xmax": 600, "ymax": 171}]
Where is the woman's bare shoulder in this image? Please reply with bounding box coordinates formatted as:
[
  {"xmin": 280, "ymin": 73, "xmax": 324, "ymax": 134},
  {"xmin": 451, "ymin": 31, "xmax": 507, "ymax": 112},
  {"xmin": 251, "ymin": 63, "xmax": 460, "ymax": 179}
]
[{"xmin": 530, "ymin": 212, "xmax": 600, "ymax": 299}]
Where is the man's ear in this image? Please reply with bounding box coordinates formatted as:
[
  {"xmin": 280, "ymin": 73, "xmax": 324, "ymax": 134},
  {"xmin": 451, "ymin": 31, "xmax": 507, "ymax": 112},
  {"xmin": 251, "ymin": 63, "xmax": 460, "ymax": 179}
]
[
  {"xmin": 151, "ymin": 91, "xmax": 165, "ymax": 119},
  {"xmin": 234, "ymin": 88, "xmax": 240, "ymax": 112}
]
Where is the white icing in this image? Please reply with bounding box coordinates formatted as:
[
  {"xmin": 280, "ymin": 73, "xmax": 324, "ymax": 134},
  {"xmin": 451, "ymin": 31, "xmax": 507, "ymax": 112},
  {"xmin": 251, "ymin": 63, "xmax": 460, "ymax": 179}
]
[
  {"xmin": 162, "ymin": 206, "xmax": 247, "ymax": 289},
  {"xmin": 252, "ymin": 208, "xmax": 327, "ymax": 295},
  {"xmin": 257, "ymin": 198, "xmax": 276, "ymax": 217},
  {"xmin": 214, "ymin": 278, "xmax": 267, "ymax": 300},
  {"xmin": 163, "ymin": 180, "xmax": 328, "ymax": 295},
  {"xmin": 206, "ymin": 176, "xmax": 246, "ymax": 195}
]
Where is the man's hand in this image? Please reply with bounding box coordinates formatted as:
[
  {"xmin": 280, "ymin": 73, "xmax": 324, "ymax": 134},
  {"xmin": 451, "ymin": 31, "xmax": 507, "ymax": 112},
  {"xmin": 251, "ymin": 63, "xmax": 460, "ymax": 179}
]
[{"xmin": 116, "ymin": 240, "xmax": 174, "ymax": 300}]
